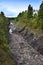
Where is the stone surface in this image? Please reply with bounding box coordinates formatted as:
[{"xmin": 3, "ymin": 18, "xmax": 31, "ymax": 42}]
[{"xmin": 9, "ymin": 22, "xmax": 43, "ymax": 65}]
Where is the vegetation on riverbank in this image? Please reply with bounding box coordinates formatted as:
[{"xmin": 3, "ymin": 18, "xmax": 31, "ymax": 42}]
[
  {"xmin": 0, "ymin": 12, "xmax": 13, "ymax": 65},
  {"xmin": 14, "ymin": 1, "xmax": 43, "ymax": 34}
]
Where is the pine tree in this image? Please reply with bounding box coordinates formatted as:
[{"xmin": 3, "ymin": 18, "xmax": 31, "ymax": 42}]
[
  {"xmin": 38, "ymin": 1, "xmax": 43, "ymax": 19},
  {"xmin": 1, "ymin": 11, "xmax": 5, "ymax": 17},
  {"xmin": 38, "ymin": 1, "xmax": 43, "ymax": 29},
  {"xmin": 27, "ymin": 4, "xmax": 33, "ymax": 19}
]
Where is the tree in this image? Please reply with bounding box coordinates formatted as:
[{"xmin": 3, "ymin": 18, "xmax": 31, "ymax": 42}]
[
  {"xmin": 38, "ymin": 1, "xmax": 43, "ymax": 19},
  {"xmin": 39, "ymin": 19, "xmax": 43, "ymax": 29},
  {"xmin": 38, "ymin": 1, "xmax": 43, "ymax": 29},
  {"xmin": 1, "ymin": 11, "xmax": 5, "ymax": 17},
  {"xmin": 33, "ymin": 13, "xmax": 38, "ymax": 18},
  {"xmin": 27, "ymin": 4, "xmax": 33, "ymax": 19},
  {"xmin": 18, "ymin": 13, "xmax": 22, "ymax": 17}
]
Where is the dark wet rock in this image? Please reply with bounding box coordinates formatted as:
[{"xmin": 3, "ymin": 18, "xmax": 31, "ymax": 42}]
[{"xmin": 9, "ymin": 22, "xmax": 43, "ymax": 65}]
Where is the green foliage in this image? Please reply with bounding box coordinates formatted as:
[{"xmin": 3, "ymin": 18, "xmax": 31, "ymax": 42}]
[
  {"xmin": 15, "ymin": 11, "xmax": 28, "ymax": 27},
  {"xmin": 38, "ymin": 19, "xmax": 43, "ymax": 29},
  {"xmin": 1, "ymin": 11, "xmax": 5, "ymax": 17},
  {"xmin": 27, "ymin": 4, "xmax": 33, "ymax": 19},
  {"xmin": 33, "ymin": 13, "xmax": 38, "ymax": 18},
  {"xmin": 14, "ymin": 2, "xmax": 43, "ymax": 31},
  {"xmin": 0, "ymin": 12, "xmax": 13, "ymax": 65},
  {"xmin": 38, "ymin": 1, "xmax": 43, "ymax": 19},
  {"xmin": 0, "ymin": 48, "xmax": 12, "ymax": 65},
  {"xmin": 38, "ymin": 1, "xmax": 43, "ymax": 30}
]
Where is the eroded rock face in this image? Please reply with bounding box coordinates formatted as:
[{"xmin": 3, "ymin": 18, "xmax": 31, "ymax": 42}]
[
  {"xmin": 9, "ymin": 22, "xmax": 43, "ymax": 65},
  {"xmin": 19, "ymin": 28, "xmax": 43, "ymax": 55},
  {"xmin": 9, "ymin": 33, "xmax": 43, "ymax": 65}
]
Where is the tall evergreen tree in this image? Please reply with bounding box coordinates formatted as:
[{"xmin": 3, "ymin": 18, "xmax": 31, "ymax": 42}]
[
  {"xmin": 38, "ymin": 1, "xmax": 43, "ymax": 19},
  {"xmin": 27, "ymin": 4, "xmax": 33, "ymax": 19},
  {"xmin": 38, "ymin": 1, "xmax": 43, "ymax": 29},
  {"xmin": 1, "ymin": 11, "xmax": 5, "ymax": 17}
]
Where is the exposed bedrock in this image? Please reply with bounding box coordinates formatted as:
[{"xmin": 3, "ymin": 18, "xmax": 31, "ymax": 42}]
[{"xmin": 9, "ymin": 22, "xmax": 43, "ymax": 65}]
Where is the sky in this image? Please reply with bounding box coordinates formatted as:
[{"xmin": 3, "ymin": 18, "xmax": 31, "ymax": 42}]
[{"xmin": 0, "ymin": 0, "xmax": 43, "ymax": 17}]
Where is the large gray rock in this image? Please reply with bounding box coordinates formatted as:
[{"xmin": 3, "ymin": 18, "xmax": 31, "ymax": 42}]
[
  {"xmin": 9, "ymin": 22, "xmax": 43, "ymax": 65},
  {"xmin": 9, "ymin": 33, "xmax": 43, "ymax": 65}
]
